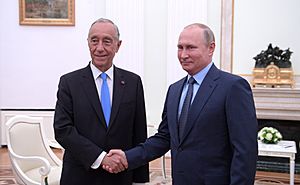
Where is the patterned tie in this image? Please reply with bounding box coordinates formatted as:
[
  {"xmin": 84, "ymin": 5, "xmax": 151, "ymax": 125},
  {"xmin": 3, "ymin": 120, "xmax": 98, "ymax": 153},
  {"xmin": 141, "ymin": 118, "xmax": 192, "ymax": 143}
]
[
  {"xmin": 100, "ymin": 73, "xmax": 111, "ymax": 126},
  {"xmin": 178, "ymin": 77, "xmax": 196, "ymax": 141}
]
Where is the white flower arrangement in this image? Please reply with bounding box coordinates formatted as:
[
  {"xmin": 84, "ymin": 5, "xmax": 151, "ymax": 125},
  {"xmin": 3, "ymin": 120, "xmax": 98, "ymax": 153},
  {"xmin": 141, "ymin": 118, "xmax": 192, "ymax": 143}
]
[{"xmin": 258, "ymin": 127, "xmax": 283, "ymax": 144}]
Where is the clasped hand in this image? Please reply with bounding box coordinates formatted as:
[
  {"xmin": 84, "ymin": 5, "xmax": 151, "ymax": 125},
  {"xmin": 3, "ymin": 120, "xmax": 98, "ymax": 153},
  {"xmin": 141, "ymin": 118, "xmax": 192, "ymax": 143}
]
[{"xmin": 102, "ymin": 149, "xmax": 128, "ymax": 173}]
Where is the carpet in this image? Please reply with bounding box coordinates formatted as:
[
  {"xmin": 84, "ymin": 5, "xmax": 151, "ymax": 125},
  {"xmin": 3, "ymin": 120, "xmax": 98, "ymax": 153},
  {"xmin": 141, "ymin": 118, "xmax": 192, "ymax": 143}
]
[
  {"xmin": 0, "ymin": 165, "xmax": 18, "ymax": 185},
  {"xmin": 0, "ymin": 165, "xmax": 288, "ymax": 185},
  {"xmin": 147, "ymin": 169, "xmax": 172, "ymax": 185},
  {"xmin": 0, "ymin": 165, "xmax": 171, "ymax": 185}
]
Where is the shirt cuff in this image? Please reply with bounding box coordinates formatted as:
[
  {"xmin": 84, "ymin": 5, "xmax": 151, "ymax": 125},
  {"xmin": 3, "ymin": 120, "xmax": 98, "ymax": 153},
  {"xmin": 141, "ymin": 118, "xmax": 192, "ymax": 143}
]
[
  {"xmin": 91, "ymin": 151, "xmax": 107, "ymax": 169},
  {"xmin": 132, "ymin": 183, "xmax": 146, "ymax": 185}
]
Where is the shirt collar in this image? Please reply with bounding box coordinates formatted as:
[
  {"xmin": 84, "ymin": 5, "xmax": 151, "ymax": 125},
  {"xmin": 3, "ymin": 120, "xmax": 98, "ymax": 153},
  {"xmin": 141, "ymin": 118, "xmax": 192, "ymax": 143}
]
[
  {"xmin": 90, "ymin": 62, "xmax": 114, "ymax": 81},
  {"xmin": 188, "ymin": 62, "xmax": 213, "ymax": 84}
]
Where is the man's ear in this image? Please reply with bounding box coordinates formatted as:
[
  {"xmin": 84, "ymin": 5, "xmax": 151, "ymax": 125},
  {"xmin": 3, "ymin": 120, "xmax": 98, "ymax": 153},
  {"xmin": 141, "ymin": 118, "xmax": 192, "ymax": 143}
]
[
  {"xmin": 209, "ymin": 41, "xmax": 215, "ymax": 56},
  {"xmin": 116, "ymin": 40, "xmax": 122, "ymax": 53}
]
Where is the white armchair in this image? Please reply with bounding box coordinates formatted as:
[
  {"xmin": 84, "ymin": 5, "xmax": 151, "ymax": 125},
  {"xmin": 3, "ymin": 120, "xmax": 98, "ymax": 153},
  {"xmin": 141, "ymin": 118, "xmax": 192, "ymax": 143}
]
[
  {"xmin": 147, "ymin": 124, "xmax": 170, "ymax": 179},
  {"xmin": 5, "ymin": 115, "xmax": 62, "ymax": 185}
]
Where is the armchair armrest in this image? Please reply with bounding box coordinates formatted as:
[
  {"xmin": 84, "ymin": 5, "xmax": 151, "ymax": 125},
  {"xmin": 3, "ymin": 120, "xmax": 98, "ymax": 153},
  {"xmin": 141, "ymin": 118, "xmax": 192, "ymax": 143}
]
[{"xmin": 8, "ymin": 147, "xmax": 51, "ymax": 184}]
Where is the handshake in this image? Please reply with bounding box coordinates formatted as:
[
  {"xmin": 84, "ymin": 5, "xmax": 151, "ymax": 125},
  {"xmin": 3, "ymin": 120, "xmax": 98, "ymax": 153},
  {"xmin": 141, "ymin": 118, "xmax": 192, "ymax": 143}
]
[{"xmin": 101, "ymin": 149, "xmax": 128, "ymax": 173}]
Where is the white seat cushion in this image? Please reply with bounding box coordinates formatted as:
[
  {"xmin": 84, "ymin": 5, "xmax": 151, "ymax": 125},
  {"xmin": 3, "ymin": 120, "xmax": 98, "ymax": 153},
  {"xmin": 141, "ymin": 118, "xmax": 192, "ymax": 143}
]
[{"xmin": 25, "ymin": 166, "xmax": 62, "ymax": 185}]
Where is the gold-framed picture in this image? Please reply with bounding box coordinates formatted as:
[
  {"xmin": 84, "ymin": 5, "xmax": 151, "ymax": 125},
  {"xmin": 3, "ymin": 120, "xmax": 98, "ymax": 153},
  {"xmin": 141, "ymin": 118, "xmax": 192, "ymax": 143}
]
[{"xmin": 19, "ymin": 0, "xmax": 75, "ymax": 26}]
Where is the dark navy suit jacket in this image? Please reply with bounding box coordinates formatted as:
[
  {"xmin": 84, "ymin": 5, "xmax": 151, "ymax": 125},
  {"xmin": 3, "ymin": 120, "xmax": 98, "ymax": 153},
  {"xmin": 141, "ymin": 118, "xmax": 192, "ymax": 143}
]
[
  {"xmin": 126, "ymin": 64, "xmax": 258, "ymax": 185},
  {"xmin": 54, "ymin": 64, "xmax": 149, "ymax": 185}
]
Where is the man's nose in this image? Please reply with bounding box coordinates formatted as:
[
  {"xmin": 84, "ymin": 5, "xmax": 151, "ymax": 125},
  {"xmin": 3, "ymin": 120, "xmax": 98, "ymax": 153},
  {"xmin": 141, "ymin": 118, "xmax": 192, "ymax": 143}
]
[
  {"xmin": 180, "ymin": 49, "xmax": 189, "ymax": 59},
  {"xmin": 95, "ymin": 42, "xmax": 104, "ymax": 51}
]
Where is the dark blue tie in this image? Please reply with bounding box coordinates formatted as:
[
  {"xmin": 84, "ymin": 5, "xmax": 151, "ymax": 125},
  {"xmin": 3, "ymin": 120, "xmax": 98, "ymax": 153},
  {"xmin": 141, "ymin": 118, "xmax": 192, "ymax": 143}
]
[
  {"xmin": 178, "ymin": 77, "xmax": 196, "ymax": 141},
  {"xmin": 100, "ymin": 73, "xmax": 111, "ymax": 126}
]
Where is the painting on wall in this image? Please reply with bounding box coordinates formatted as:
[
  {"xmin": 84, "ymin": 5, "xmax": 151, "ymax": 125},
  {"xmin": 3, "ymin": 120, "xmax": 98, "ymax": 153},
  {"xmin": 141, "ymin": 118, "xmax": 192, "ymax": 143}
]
[{"xmin": 19, "ymin": 0, "xmax": 75, "ymax": 26}]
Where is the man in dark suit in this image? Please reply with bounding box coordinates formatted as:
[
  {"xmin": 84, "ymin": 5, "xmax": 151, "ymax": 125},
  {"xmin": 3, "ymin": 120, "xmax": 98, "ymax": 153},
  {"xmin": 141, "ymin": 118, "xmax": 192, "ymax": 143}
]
[
  {"xmin": 106, "ymin": 23, "xmax": 258, "ymax": 185},
  {"xmin": 53, "ymin": 18, "xmax": 149, "ymax": 185}
]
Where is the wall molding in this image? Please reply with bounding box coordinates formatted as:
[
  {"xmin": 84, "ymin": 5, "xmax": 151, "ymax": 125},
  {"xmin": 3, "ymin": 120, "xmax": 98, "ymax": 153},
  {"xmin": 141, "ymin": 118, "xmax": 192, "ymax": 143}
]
[
  {"xmin": 220, "ymin": 0, "xmax": 234, "ymax": 73},
  {"xmin": 166, "ymin": 0, "xmax": 208, "ymax": 85},
  {"xmin": 106, "ymin": 0, "xmax": 144, "ymax": 78}
]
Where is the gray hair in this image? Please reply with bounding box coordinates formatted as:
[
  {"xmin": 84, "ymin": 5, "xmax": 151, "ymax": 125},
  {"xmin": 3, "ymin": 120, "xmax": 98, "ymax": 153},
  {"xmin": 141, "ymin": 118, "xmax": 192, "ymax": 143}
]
[
  {"xmin": 185, "ymin": 23, "xmax": 215, "ymax": 46},
  {"xmin": 89, "ymin": 18, "xmax": 120, "ymax": 40}
]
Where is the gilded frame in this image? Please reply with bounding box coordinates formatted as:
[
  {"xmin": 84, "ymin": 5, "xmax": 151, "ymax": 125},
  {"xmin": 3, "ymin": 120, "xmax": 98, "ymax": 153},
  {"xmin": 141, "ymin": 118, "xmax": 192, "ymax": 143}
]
[{"xmin": 19, "ymin": 0, "xmax": 75, "ymax": 26}]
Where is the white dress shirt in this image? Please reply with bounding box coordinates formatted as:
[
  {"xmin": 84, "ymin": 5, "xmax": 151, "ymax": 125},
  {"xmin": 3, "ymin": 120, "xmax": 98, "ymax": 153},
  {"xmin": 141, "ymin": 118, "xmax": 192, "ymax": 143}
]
[
  {"xmin": 90, "ymin": 63, "xmax": 114, "ymax": 169},
  {"xmin": 178, "ymin": 62, "xmax": 213, "ymax": 117}
]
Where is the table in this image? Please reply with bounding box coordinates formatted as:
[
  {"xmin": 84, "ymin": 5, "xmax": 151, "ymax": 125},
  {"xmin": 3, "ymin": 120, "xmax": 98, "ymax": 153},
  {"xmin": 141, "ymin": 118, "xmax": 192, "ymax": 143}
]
[{"xmin": 258, "ymin": 140, "xmax": 297, "ymax": 185}]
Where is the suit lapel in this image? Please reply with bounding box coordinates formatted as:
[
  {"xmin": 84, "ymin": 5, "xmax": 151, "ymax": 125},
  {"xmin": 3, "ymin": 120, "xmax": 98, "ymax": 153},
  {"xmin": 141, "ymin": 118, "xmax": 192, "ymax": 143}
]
[
  {"xmin": 108, "ymin": 67, "xmax": 126, "ymax": 129},
  {"xmin": 168, "ymin": 77, "xmax": 186, "ymax": 145},
  {"xmin": 80, "ymin": 64, "xmax": 107, "ymax": 128},
  {"xmin": 180, "ymin": 65, "xmax": 220, "ymax": 143}
]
